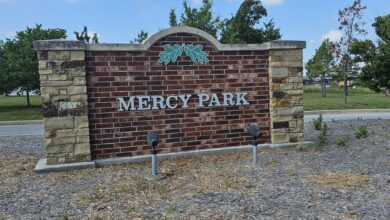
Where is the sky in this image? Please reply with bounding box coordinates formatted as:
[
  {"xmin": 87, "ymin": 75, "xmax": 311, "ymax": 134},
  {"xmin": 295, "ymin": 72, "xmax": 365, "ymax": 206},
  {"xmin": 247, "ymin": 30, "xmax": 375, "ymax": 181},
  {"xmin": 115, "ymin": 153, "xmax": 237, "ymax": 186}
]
[{"xmin": 1, "ymin": 0, "xmax": 390, "ymax": 63}]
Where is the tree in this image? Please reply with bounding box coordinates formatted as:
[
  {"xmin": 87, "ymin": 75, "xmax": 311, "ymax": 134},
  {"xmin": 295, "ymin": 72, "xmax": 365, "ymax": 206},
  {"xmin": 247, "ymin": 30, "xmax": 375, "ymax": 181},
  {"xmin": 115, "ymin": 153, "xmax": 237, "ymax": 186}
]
[
  {"xmin": 306, "ymin": 39, "xmax": 334, "ymax": 97},
  {"xmin": 169, "ymin": 8, "xmax": 178, "ymax": 26},
  {"xmin": 2, "ymin": 24, "xmax": 66, "ymax": 106},
  {"xmin": 220, "ymin": 0, "xmax": 281, "ymax": 44},
  {"xmin": 132, "ymin": 30, "xmax": 148, "ymax": 43},
  {"xmin": 332, "ymin": 0, "xmax": 367, "ymax": 104},
  {"xmin": 350, "ymin": 14, "xmax": 390, "ymax": 96},
  {"xmin": 0, "ymin": 41, "xmax": 18, "ymax": 96},
  {"xmin": 74, "ymin": 26, "xmax": 99, "ymax": 43},
  {"xmin": 169, "ymin": 0, "xmax": 221, "ymax": 38}
]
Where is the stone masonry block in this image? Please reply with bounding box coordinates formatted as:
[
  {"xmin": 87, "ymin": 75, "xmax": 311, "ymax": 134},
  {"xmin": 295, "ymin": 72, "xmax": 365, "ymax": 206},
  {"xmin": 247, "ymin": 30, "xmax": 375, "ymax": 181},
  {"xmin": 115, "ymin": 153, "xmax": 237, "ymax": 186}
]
[
  {"xmin": 44, "ymin": 117, "xmax": 74, "ymax": 130},
  {"xmin": 68, "ymin": 86, "xmax": 87, "ymax": 95},
  {"xmin": 269, "ymin": 68, "xmax": 288, "ymax": 78},
  {"xmin": 73, "ymin": 77, "xmax": 86, "ymax": 86},
  {"xmin": 48, "ymin": 51, "xmax": 71, "ymax": 60},
  {"xmin": 271, "ymin": 132, "xmax": 290, "ymax": 144},
  {"xmin": 39, "ymin": 61, "xmax": 47, "ymax": 70},
  {"xmin": 70, "ymin": 51, "xmax": 85, "ymax": 61},
  {"xmin": 74, "ymin": 143, "xmax": 90, "ymax": 156}
]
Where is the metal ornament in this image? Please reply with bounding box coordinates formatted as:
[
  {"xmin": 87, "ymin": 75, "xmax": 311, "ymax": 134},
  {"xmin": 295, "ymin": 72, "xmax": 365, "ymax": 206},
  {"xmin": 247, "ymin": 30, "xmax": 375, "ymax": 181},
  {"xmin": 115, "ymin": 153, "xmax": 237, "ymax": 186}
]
[{"xmin": 158, "ymin": 43, "xmax": 209, "ymax": 65}]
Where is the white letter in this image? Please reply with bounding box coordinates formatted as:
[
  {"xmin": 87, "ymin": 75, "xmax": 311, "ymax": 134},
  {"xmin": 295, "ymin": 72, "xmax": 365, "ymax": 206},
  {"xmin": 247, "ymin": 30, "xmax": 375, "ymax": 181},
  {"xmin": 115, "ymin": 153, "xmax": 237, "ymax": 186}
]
[
  {"xmin": 151, "ymin": 96, "xmax": 166, "ymax": 110},
  {"xmin": 222, "ymin": 93, "xmax": 235, "ymax": 106},
  {"xmin": 197, "ymin": 93, "xmax": 210, "ymax": 107},
  {"xmin": 235, "ymin": 92, "xmax": 250, "ymax": 106},
  {"xmin": 138, "ymin": 96, "xmax": 151, "ymax": 110},
  {"xmin": 178, "ymin": 94, "xmax": 192, "ymax": 108},
  {"xmin": 117, "ymin": 97, "xmax": 135, "ymax": 111},
  {"xmin": 166, "ymin": 96, "xmax": 178, "ymax": 109},
  {"xmin": 208, "ymin": 93, "xmax": 221, "ymax": 107}
]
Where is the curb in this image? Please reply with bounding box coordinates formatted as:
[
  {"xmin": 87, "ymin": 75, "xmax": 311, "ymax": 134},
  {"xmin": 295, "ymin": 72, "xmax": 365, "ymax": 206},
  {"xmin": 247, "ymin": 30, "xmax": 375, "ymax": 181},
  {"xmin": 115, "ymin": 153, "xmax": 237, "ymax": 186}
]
[
  {"xmin": 305, "ymin": 109, "xmax": 390, "ymax": 115},
  {"xmin": 35, "ymin": 142, "xmax": 313, "ymax": 173},
  {"xmin": 0, "ymin": 120, "xmax": 43, "ymax": 126}
]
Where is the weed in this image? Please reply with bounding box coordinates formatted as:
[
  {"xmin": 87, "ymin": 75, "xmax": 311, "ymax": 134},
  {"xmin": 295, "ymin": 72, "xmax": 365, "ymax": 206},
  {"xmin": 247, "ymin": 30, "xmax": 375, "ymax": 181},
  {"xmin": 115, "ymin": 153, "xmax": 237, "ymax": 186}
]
[
  {"xmin": 61, "ymin": 211, "xmax": 69, "ymax": 220},
  {"xmin": 288, "ymin": 170, "xmax": 297, "ymax": 176},
  {"xmin": 158, "ymin": 186, "xmax": 169, "ymax": 197},
  {"xmin": 354, "ymin": 126, "xmax": 368, "ymax": 139},
  {"xmin": 270, "ymin": 159, "xmax": 278, "ymax": 167},
  {"xmin": 314, "ymin": 121, "xmax": 328, "ymax": 149},
  {"xmin": 312, "ymin": 114, "xmax": 323, "ymax": 130},
  {"xmin": 167, "ymin": 203, "xmax": 177, "ymax": 214},
  {"xmin": 335, "ymin": 137, "xmax": 348, "ymax": 147}
]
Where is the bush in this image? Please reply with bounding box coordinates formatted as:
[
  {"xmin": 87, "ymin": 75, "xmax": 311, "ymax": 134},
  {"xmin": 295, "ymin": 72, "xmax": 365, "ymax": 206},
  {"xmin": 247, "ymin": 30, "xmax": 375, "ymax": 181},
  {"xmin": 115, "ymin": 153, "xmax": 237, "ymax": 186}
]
[
  {"xmin": 312, "ymin": 121, "xmax": 329, "ymax": 151},
  {"xmin": 335, "ymin": 137, "xmax": 348, "ymax": 147},
  {"xmin": 312, "ymin": 114, "xmax": 323, "ymax": 130},
  {"xmin": 354, "ymin": 126, "xmax": 368, "ymax": 139}
]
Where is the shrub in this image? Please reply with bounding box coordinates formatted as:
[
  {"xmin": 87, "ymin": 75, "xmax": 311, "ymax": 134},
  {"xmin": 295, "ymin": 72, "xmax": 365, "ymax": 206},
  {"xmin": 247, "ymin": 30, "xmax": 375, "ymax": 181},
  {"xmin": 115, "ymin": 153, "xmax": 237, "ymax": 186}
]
[
  {"xmin": 312, "ymin": 114, "xmax": 323, "ymax": 130},
  {"xmin": 313, "ymin": 121, "xmax": 328, "ymax": 150},
  {"xmin": 335, "ymin": 137, "xmax": 348, "ymax": 147},
  {"xmin": 354, "ymin": 125, "xmax": 368, "ymax": 139}
]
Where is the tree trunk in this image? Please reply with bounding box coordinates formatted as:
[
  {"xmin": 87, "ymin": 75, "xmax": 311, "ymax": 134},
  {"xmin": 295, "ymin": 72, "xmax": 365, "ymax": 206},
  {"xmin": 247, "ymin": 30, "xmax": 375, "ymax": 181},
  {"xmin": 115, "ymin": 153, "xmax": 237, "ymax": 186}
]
[
  {"xmin": 26, "ymin": 88, "xmax": 31, "ymax": 107},
  {"xmin": 321, "ymin": 74, "xmax": 327, "ymax": 98},
  {"xmin": 343, "ymin": 76, "xmax": 348, "ymax": 105}
]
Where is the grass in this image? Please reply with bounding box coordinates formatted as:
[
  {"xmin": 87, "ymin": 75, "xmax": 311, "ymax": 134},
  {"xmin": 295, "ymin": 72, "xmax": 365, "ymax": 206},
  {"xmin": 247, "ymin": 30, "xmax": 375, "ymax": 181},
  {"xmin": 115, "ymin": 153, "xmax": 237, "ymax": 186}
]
[
  {"xmin": 304, "ymin": 86, "xmax": 390, "ymax": 111},
  {"xmin": 0, "ymin": 96, "xmax": 42, "ymax": 121}
]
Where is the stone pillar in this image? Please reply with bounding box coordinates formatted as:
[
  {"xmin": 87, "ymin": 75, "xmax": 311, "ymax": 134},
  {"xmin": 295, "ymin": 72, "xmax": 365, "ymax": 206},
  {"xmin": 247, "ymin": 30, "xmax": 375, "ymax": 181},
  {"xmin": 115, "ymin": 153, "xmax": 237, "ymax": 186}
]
[
  {"xmin": 34, "ymin": 40, "xmax": 91, "ymax": 165},
  {"xmin": 268, "ymin": 49, "xmax": 304, "ymax": 144}
]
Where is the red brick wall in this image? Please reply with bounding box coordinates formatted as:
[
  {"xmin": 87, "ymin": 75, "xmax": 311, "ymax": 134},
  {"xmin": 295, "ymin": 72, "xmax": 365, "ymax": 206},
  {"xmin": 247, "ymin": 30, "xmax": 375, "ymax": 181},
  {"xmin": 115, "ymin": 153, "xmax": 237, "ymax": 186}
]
[{"xmin": 86, "ymin": 33, "xmax": 270, "ymax": 159}]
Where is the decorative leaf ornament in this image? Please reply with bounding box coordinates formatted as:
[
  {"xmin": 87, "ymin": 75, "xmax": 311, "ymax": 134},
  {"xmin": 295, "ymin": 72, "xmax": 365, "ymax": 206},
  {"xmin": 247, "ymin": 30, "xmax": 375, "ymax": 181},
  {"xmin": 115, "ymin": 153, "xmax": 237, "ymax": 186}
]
[{"xmin": 158, "ymin": 44, "xmax": 209, "ymax": 65}]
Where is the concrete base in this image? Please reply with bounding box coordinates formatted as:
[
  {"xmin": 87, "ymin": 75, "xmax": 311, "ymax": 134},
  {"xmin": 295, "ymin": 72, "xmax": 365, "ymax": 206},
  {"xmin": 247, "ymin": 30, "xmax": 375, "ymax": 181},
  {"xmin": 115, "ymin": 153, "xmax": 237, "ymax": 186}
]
[
  {"xmin": 34, "ymin": 141, "xmax": 313, "ymax": 173},
  {"xmin": 144, "ymin": 174, "xmax": 166, "ymax": 182},
  {"xmin": 34, "ymin": 158, "xmax": 96, "ymax": 173}
]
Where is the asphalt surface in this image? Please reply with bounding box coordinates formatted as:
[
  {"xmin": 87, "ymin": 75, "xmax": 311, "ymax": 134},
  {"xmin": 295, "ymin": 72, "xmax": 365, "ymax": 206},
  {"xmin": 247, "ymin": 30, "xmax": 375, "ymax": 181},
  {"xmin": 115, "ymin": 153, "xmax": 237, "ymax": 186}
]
[{"xmin": 0, "ymin": 112, "xmax": 389, "ymax": 136}]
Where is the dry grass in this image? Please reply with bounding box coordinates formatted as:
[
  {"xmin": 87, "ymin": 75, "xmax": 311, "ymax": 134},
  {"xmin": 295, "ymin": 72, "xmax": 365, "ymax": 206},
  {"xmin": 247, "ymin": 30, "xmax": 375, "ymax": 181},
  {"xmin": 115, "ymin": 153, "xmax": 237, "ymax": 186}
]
[{"xmin": 313, "ymin": 172, "xmax": 371, "ymax": 189}]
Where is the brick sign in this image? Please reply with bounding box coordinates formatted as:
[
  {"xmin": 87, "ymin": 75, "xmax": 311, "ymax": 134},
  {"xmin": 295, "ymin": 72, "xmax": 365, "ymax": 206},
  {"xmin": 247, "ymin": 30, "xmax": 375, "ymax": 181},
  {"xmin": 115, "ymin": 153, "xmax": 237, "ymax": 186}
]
[{"xmin": 34, "ymin": 26, "xmax": 305, "ymax": 166}]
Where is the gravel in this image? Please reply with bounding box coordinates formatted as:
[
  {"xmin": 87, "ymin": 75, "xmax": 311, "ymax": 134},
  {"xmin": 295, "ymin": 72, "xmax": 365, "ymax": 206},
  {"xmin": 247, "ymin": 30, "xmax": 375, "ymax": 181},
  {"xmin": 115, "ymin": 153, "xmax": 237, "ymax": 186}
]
[{"xmin": 0, "ymin": 119, "xmax": 389, "ymax": 219}]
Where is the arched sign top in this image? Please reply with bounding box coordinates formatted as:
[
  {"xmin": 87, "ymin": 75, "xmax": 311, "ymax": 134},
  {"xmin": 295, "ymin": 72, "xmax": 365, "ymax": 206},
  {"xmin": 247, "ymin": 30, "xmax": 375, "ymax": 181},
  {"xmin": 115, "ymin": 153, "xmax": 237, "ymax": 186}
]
[{"xmin": 142, "ymin": 26, "xmax": 222, "ymax": 51}]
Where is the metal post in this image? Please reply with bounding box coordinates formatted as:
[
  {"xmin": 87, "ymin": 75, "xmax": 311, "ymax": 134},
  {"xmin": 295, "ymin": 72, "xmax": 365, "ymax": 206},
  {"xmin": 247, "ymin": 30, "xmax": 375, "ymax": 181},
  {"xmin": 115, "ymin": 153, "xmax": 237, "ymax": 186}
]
[
  {"xmin": 252, "ymin": 140, "xmax": 258, "ymax": 164},
  {"xmin": 151, "ymin": 153, "xmax": 157, "ymax": 177}
]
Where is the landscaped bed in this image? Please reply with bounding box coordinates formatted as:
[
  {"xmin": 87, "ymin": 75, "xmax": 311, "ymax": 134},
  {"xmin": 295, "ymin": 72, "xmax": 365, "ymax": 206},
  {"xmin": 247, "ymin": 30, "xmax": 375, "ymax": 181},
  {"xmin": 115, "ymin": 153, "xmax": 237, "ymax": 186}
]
[{"xmin": 0, "ymin": 119, "xmax": 389, "ymax": 219}]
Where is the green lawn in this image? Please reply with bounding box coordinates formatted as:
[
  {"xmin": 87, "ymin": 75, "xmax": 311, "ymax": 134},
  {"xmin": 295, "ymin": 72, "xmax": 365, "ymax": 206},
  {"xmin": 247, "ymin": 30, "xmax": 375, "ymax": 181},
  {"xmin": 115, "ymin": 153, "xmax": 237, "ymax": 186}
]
[
  {"xmin": 304, "ymin": 86, "xmax": 390, "ymax": 111},
  {"xmin": 0, "ymin": 96, "xmax": 42, "ymax": 121}
]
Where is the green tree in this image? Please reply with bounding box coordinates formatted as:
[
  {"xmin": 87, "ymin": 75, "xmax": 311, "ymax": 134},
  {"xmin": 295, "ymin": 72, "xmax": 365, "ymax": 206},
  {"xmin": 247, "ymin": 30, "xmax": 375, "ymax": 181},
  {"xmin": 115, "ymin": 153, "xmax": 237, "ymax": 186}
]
[
  {"xmin": 169, "ymin": 0, "xmax": 221, "ymax": 38},
  {"xmin": 350, "ymin": 14, "xmax": 390, "ymax": 96},
  {"xmin": 2, "ymin": 24, "xmax": 66, "ymax": 106},
  {"xmin": 220, "ymin": 0, "xmax": 281, "ymax": 44},
  {"xmin": 74, "ymin": 26, "xmax": 99, "ymax": 43},
  {"xmin": 0, "ymin": 40, "xmax": 18, "ymax": 96},
  {"xmin": 132, "ymin": 30, "xmax": 148, "ymax": 43},
  {"xmin": 306, "ymin": 39, "xmax": 334, "ymax": 97},
  {"xmin": 332, "ymin": 0, "xmax": 367, "ymax": 104},
  {"xmin": 169, "ymin": 8, "xmax": 178, "ymax": 26}
]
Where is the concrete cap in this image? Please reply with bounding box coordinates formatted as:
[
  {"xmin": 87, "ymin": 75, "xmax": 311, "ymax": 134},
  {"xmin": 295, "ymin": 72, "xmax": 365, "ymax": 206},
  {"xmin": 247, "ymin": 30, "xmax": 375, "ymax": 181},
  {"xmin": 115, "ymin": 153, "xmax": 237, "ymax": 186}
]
[{"xmin": 34, "ymin": 26, "xmax": 306, "ymax": 51}]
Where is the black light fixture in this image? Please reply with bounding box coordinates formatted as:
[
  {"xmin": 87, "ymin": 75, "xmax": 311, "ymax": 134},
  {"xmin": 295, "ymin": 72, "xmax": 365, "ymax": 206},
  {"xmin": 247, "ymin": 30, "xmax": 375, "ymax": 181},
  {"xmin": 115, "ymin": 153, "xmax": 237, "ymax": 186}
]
[
  {"xmin": 248, "ymin": 124, "xmax": 262, "ymax": 164},
  {"xmin": 147, "ymin": 131, "xmax": 159, "ymax": 177}
]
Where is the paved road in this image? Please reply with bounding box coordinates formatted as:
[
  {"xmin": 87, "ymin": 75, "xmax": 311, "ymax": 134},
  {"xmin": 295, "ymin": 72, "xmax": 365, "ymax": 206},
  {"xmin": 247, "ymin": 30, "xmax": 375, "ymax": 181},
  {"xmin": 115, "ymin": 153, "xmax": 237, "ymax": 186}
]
[
  {"xmin": 0, "ymin": 124, "xmax": 44, "ymax": 137},
  {"xmin": 304, "ymin": 112, "xmax": 390, "ymax": 122},
  {"xmin": 0, "ymin": 112, "xmax": 389, "ymax": 136}
]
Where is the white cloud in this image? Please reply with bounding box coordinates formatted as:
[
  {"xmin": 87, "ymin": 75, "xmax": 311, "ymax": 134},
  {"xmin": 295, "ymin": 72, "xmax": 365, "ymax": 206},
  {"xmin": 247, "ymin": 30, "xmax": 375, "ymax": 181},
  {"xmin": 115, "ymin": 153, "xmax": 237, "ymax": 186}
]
[
  {"xmin": 192, "ymin": 0, "xmax": 202, "ymax": 6},
  {"xmin": 3, "ymin": 31, "xmax": 16, "ymax": 39},
  {"xmin": 262, "ymin": 0, "xmax": 284, "ymax": 6},
  {"xmin": 309, "ymin": 38, "xmax": 316, "ymax": 44},
  {"xmin": 322, "ymin": 30, "xmax": 343, "ymax": 42}
]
